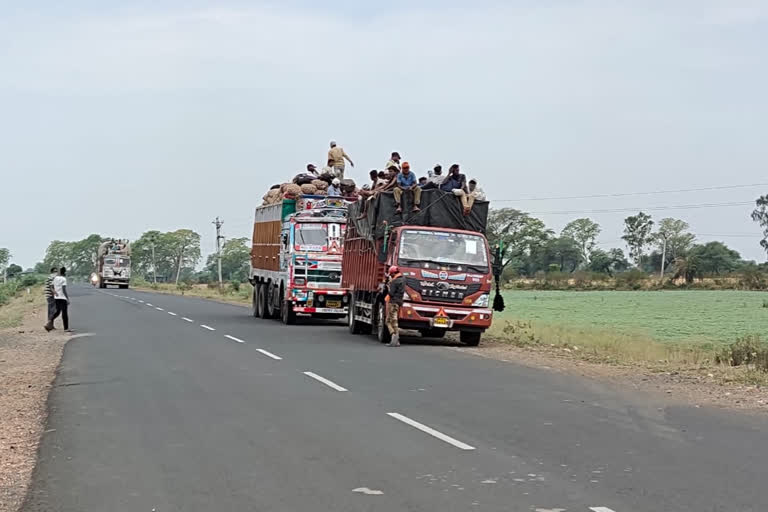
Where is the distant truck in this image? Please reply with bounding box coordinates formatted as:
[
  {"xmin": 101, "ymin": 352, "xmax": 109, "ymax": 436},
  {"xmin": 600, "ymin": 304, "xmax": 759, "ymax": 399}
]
[
  {"xmin": 343, "ymin": 189, "xmax": 493, "ymax": 346},
  {"xmin": 95, "ymin": 239, "xmax": 131, "ymax": 289},
  {"xmin": 249, "ymin": 195, "xmax": 350, "ymax": 324}
]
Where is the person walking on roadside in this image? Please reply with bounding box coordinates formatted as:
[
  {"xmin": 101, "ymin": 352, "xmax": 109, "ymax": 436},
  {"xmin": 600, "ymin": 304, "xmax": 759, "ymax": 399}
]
[
  {"xmin": 385, "ymin": 265, "xmax": 405, "ymax": 347},
  {"xmin": 45, "ymin": 267, "xmax": 71, "ymax": 332},
  {"xmin": 327, "ymin": 140, "xmax": 354, "ymax": 179},
  {"xmin": 44, "ymin": 267, "xmax": 58, "ymax": 328}
]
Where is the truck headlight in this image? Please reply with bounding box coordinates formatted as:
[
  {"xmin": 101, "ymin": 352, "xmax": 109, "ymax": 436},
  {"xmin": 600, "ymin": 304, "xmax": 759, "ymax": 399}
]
[
  {"xmin": 471, "ymin": 294, "xmax": 489, "ymax": 308},
  {"xmin": 317, "ymin": 294, "xmax": 325, "ymax": 303},
  {"xmin": 342, "ymin": 294, "xmax": 349, "ymax": 304},
  {"xmin": 294, "ymin": 278, "xmax": 306, "ymax": 285}
]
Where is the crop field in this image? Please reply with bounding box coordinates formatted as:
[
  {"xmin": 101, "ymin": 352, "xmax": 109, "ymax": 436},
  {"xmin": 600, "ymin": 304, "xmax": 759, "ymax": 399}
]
[{"xmin": 494, "ymin": 290, "xmax": 768, "ymax": 346}]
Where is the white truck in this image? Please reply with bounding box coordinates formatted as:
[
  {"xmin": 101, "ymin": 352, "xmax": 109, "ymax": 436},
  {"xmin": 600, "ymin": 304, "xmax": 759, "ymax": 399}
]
[{"xmin": 94, "ymin": 239, "xmax": 131, "ymax": 289}]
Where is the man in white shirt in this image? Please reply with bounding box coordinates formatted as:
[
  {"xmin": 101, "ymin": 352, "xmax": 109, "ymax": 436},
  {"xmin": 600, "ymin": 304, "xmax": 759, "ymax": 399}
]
[
  {"xmin": 45, "ymin": 267, "xmax": 71, "ymax": 332},
  {"xmin": 453, "ymin": 177, "xmax": 486, "ymax": 215}
]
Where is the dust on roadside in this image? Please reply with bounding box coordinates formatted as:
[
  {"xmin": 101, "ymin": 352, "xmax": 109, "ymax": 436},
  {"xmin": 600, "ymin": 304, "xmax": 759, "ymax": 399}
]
[
  {"xmin": 452, "ymin": 339, "xmax": 768, "ymax": 413},
  {"xmin": 0, "ymin": 296, "xmax": 68, "ymax": 512}
]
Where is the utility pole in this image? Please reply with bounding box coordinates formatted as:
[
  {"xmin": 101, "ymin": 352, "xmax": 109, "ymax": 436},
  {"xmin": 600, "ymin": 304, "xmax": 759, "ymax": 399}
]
[
  {"xmin": 213, "ymin": 217, "xmax": 224, "ymax": 289},
  {"xmin": 151, "ymin": 243, "xmax": 157, "ymax": 284},
  {"xmin": 659, "ymin": 236, "xmax": 667, "ymax": 281}
]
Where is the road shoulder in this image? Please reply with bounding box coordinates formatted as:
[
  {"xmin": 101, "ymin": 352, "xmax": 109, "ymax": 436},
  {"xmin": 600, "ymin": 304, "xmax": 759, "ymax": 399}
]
[{"xmin": 0, "ymin": 295, "xmax": 69, "ymax": 512}]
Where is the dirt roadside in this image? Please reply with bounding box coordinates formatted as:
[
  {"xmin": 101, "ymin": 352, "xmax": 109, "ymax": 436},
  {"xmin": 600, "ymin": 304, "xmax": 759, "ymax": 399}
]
[
  {"xmin": 452, "ymin": 339, "xmax": 768, "ymax": 413},
  {"xmin": 0, "ymin": 296, "xmax": 69, "ymax": 512}
]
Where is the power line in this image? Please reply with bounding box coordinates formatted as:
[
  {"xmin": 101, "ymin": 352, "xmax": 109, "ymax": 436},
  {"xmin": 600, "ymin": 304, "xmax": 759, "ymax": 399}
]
[
  {"xmin": 527, "ymin": 201, "xmax": 753, "ymax": 216},
  {"xmin": 494, "ymin": 182, "xmax": 768, "ymax": 203}
]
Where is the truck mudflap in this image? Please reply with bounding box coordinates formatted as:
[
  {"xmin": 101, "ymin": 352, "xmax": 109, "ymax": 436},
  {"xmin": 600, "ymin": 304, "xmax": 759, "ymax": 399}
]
[{"xmin": 397, "ymin": 302, "xmax": 492, "ymax": 330}]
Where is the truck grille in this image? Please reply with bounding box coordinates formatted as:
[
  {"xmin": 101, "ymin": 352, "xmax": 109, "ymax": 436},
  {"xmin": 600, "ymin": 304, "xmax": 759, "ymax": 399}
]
[{"xmin": 405, "ymin": 277, "xmax": 481, "ymax": 304}]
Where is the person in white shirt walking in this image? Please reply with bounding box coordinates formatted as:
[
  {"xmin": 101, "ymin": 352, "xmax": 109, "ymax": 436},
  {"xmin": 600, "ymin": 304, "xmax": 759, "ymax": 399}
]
[
  {"xmin": 44, "ymin": 267, "xmax": 58, "ymax": 327},
  {"xmin": 45, "ymin": 267, "xmax": 71, "ymax": 332}
]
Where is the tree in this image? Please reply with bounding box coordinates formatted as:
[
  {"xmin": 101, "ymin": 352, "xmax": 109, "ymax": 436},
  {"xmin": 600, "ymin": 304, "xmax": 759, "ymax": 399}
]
[
  {"xmin": 205, "ymin": 237, "xmax": 250, "ymax": 282},
  {"xmin": 5, "ymin": 264, "xmax": 23, "ymax": 279},
  {"xmin": 0, "ymin": 248, "xmax": 9, "ymax": 283},
  {"xmin": 589, "ymin": 248, "xmax": 630, "ymax": 275},
  {"xmin": 166, "ymin": 229, "xmax": 201, "ymax": 285},
  {"xmin": 486, "ymin": 208, "xmax": 553, "ymax": 277},
  {"xmin": 622, "ymin": 212, "xmax": 654, "ymax": 268},
  {"xmin": 133, "ymin": 230, "xmax": 164, "ymax": 282},
  {"xmin": 690, "ymin": 241, "xmax": 741, "ymax": 275},
  {"xmin": 652, "ymin": 218, "xmax": 695, "ymax": 277},
  {"xmin": 542, "ymin": 237, "xmax": 583, "ymax": 272},
  {"xmin": 561, "ymin": 218, "xmax": 601, "ymax": 265},
  {"xmin": 752, "ymin": 195, "xmax": 768, "ymax": 259}
]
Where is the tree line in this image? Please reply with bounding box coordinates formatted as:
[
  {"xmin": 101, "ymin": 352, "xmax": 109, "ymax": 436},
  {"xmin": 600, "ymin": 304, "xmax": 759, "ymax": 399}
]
[
  {"xmin": 488, "ymin": 201, "xmax": 768, "ymax": 284},
  {"xmin": 29, "ymin": 230, "xmax": 250, "ymax": 285}
]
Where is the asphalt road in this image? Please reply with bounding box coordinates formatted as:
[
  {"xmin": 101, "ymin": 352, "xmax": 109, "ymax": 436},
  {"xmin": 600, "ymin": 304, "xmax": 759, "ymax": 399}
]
[{"xmin": 22, "ymin": 285, "xmax": 768, "ymax": 512}]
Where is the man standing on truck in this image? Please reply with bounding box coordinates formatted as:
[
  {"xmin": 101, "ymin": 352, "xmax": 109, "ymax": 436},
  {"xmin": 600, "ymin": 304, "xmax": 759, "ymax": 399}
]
[
  {"xmin": 328, "ymin": 141, "xmax": 354, "ymax": 179},
  {"xmin": 393, "ymin": 162, "xmax": 421, "ymax": 213},
  {"xmin": 385, "ymin": 266, "xmax": 405, "ymax": 347}
]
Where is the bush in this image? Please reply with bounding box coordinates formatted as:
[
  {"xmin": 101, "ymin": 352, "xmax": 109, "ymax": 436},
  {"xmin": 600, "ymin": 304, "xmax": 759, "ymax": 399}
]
[
  {"xmin": 615, "ymin": 269, "xmax": 647, "ymax": 290},
  {"xmin": 230, "ymin": 280, "xmax": 241, "ymax": 292},
  {"xmin": 715, "ymin": 335, "xmax": 768, "ymax": 372}
]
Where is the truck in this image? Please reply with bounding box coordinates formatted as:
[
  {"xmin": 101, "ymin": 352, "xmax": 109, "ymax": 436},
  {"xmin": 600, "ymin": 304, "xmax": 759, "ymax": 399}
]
[
  {"xmin": 343, "ymin": 188, "xmax": 494, "ymax": 346},
  {"xmin": 249, "ymin": 195, "xmax": 350, "ymax": 325},
  {"xmin": 94, "ymin": 239, "xmax": 131, "ymax": 289}
]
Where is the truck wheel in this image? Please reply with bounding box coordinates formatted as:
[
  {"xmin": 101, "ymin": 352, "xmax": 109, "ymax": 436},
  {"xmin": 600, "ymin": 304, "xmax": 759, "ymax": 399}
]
[
  {"xmin": 119, "ymin": 284, "xmax": 128, "ymax": 289},
  {"xmin": 280, "ymin": 289, "xmax": 295, "ymax": 325},
  {"xmin": 421, "ymin": 329, "xmax": 446, "ymax": 339},
  {"xmin": 252, "ymin": 285, "xmax": 260, "ymax": 317},
  {"xmin": 348, "ymin": 295, "xmax": 366, "ymax": 334},
  {"xmin": 376, "ymin": 302, "xmax": 391, "ymax": 344},
  {"xmin": 258, "ymin": 284, "xmax": 272, "ymax": 319},
  {"xmin": 460, "ymin": 331, "xmax": 482, "ymax": 346}
]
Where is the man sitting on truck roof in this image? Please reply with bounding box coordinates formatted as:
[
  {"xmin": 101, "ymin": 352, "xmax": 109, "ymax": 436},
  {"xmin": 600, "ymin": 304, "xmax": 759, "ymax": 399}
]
[
  {"xmin": 385, "ymin": 151, "xmax": 401, "ymax": 173},
  {"xmin": 453, "ymin": 177, "xmax": 486, "ymax": 215},
  {"xmin": 327, "ymin": 178, "xmax": 343, "ymax": 197},
  {"xmin": 393, "ymin": 162, "xmax": 421, "ymax": 214}
]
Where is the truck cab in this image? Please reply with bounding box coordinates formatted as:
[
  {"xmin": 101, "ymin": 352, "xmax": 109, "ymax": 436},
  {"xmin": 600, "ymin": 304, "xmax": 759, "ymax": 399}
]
[{"xmin": 384, "ymin": 226, "xmax": 493, "ymax": 344}]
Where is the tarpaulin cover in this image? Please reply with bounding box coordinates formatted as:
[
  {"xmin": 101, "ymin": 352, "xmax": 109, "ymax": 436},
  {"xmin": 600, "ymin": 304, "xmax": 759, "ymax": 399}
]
[{"xmin": 349, "ymin": 189, "xmax": 488, "ymax": 241}]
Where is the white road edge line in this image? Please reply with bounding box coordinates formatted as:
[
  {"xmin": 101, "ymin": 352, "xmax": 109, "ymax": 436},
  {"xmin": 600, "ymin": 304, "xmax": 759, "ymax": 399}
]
[
  {"xmin": 182, "ymin": 317, "xmax": 193, "ymax": 322},
  {"xmin": 167, "ymin": 312, "xmax": 177, "ymax": 316},
  {"xmin": 303, "ymin": 371, "xmax": 347, "ymax": 391},
  {"xmin": 256, "ymin": 348, "xmax": 283, "ymax": 361},
  {"xmin": 225, "ymin": 334, "xmax": 245, "ymax": 344},
  {"xmin": 200, "ymin": 324, "xmax": 216, "ymax": 331},
  {"xmin": 589, "ymin": 508, "xmax": 617, "ymax": 512},
  {"xmin": 155, "ymin": 307, "xmax": 164, "ymax": 311},
  {"xmin": 386, "ymin": 412, "xmax": 476, "ymax": 451}
]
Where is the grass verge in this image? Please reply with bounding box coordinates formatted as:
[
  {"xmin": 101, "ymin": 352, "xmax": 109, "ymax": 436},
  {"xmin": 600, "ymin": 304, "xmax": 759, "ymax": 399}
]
[
  {"xmin": 129, "ymin": 281, "xmax": 252, "ymax": 307},
  {"xmin": 486, "ymin": 317, "xmax": 768, "ymax": 386}
]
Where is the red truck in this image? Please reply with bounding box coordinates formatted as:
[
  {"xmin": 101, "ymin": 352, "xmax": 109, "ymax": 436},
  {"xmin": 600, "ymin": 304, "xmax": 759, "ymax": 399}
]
[{"xmin": 343, "ymin": 189, "xmax": 493, "ymax": 345}]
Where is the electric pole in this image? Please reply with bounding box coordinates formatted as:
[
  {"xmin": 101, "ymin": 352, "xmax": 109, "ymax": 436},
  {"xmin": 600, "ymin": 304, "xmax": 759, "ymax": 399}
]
[
  {"xmin": 659, "ymin": 236, "xmax": 667, "ymax": 281},
  {"xmin": 213, "ymin": 217, "xmax": 224, "ymax": 289}
]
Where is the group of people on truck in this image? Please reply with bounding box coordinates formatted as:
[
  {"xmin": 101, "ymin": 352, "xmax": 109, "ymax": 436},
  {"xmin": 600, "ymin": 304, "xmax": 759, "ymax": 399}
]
[{"xmin": 301, "ymin": 141, "xmax": 487, "ymax": 215}]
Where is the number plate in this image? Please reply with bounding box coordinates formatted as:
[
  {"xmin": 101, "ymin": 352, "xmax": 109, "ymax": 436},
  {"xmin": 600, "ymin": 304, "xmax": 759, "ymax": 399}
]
[
  {"xmin": 432, "ymin": 316, "xmax": 450, "ymax": 328},
  {"xmin": 326, "ymin": 300, "xmax": 341, "ymax": 308}
]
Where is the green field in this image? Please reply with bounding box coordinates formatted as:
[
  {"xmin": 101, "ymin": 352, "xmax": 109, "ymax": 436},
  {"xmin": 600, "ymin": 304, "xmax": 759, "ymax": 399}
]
[{"xmin": 495, "ymin": 290, "xmax": 768, "ymax": 345}]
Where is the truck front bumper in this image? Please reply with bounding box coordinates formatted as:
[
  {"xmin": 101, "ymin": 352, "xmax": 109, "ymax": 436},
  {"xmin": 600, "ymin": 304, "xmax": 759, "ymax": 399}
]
[
  {"xmin": 397, "ymin": 302, "xmax": 492, "ymax": 332},
  {"xmin": 290, "ymin": 289, "xmax": 349, "ymax": 316}
]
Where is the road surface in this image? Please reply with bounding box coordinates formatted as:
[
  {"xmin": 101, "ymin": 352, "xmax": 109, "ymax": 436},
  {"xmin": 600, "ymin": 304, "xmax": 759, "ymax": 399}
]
[{"xmin": 22, "ymin": 285, "xmax": 768, "ymax": 511}]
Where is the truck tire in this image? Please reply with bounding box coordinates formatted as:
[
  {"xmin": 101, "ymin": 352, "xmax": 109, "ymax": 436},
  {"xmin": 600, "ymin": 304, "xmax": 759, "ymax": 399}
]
[
  {"xmin": 421, "ymin": 329, "xmax": 446, "ymax": 339},
  {"xmin": 258, "ymin": 284, "xmax": 273, "ymax": 319},
  {"xmin": 460, "ymin": 331, "xmax": 481, "ymax": 346},
  {"xmin": 252, "ymin": 285, "xmax": 260, "ymax": 317},
  {"xmin": 280, "ymin": 288, "xmax": 295, "ymax": 325},
  {"xmin": 119, "ymin": 284, "xmax": 128, "ymax": 289},
  {"xmin": 376, "ymin": 302, "xmax": 391, "ymax": 344}
]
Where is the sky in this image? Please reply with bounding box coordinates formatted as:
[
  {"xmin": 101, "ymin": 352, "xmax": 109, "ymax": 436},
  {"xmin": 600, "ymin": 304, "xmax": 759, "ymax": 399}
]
[{"xmin": 1, "ymin": 0, "xmax": 767, "ymax": 268}]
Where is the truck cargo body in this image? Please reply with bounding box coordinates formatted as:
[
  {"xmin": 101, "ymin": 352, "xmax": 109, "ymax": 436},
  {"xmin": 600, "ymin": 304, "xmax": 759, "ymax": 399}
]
[
  {"xmin": 95, "ymin": 239, "xmax": 131, "ymax": 289},
  {"xmin": 249, "ymin": 195, "xmax": 349, "ymax": 325},
  {"xmin": 343, "ymin": 190, "xmax": 493, "ymax": 346}
]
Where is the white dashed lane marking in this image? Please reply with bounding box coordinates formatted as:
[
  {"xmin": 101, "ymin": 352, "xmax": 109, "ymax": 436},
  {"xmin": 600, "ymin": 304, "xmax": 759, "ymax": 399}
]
[
  {"xmin": 155, "ymin": 307, "xmax": 164, "ymax": 311},
  {"xmin": 303, "ymin": 371, "xmax": 347, "ymax": 391},
  {"xmin": 167, "ymin": 312, "xmax": 177, "ymax": 316},
  {"xmin": 146, "ymin": 303, "xmax": 153, "ymax": 307},
  {"xmin": 589, "ymin": 508, "xmax": 617, "ymax": 512},
  {"xmin": 225, "ymin": 334, "xmax": 245, "ymax": 344},
  {"xmin": 182, "ymin": 317, "xmax": 193, "ymax": 323},
  {"xmin": 256, "ymin": 348, "xmax": 283, "ymax": 360},
  {"xmin": 386, "ymin": 412, "xmax": 475, "ymax": 451},
  {"xmin": 200, "ymin": 324, "xmax": 216, "ymax": 331}
]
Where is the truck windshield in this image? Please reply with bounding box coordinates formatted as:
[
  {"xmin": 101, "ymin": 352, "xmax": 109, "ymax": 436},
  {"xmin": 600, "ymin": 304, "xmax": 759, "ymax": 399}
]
[
  {"xmin": 295, "ymin": 224, "xmax": 329, "ymax": 251},
  {"xmin": 105, "ymin": 258, "xmax": 116, "ymax": 265},
  {"xmin": 398, "ymin": 230, "xmax": 489, "ymax": 272},
  {"xmin": 118, "ymin": 257, "xmax": 130, "ymax": 266}
]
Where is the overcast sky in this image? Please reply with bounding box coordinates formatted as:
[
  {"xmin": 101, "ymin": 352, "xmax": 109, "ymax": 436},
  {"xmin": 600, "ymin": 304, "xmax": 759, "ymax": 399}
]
[{"xmin": 1, "ymin": 0, "xmax": 767, "ymax": 268}]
